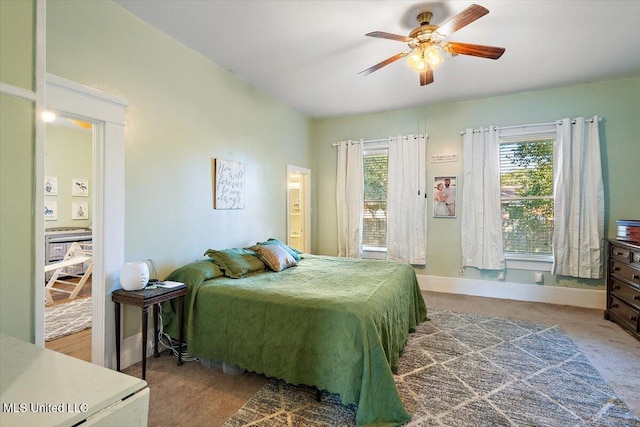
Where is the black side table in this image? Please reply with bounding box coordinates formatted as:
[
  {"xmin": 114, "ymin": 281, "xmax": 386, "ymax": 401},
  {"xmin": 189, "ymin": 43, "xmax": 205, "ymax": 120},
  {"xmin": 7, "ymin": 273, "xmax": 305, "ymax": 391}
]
[{"xmin": 112, "ymin": 284, "xmax": 187, "ymax": 380}]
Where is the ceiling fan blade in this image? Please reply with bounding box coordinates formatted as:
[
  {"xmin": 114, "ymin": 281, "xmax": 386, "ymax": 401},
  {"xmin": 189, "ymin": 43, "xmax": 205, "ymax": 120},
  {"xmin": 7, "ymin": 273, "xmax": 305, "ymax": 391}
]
[
  {"xmin": 359, "ymin": 52, "xmax": 408, "ymax": 76},
  {"xmin": 436, "ymin": 4, "xmax": 489, "ymax": 37},
  {"xmin": 365, "ymin": 31, "xmax": 413, "ymax": 43},
  {"xmin": 442, "ymin": 42, "xmax": 505, "ymax": 59},
  {"xmin": 420, "ymin": 68, "xmax": 434, "ymax": 86}
]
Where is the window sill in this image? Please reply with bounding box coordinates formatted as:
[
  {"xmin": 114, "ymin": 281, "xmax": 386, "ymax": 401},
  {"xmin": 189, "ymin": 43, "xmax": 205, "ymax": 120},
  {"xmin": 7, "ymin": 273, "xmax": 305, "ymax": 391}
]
[
  {"xmin": 361, "ymin": 247, "xmax": 387, "ymax": 260},
  {"xmin": 505, "ymin": 254, "xmax": 552, "ymax": 271}
]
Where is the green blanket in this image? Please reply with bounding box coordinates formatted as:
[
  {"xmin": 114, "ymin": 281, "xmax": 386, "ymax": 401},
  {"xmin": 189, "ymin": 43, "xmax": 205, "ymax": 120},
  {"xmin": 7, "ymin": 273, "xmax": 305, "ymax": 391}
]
[{"xmin": 164, "ymin": 255, "xmax": 427, "ymax": 427}]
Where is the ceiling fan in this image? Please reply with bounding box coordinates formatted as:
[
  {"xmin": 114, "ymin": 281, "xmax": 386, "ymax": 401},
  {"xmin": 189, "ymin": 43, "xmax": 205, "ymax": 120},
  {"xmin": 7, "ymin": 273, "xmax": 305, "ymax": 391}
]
[{"xmin": 359, "ymin": 3, "xmax": 505, "ymax": 86}]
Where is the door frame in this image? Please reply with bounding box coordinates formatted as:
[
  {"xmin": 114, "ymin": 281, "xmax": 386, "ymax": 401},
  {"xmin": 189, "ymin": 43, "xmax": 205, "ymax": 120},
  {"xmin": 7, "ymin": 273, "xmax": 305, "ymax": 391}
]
[
  {"xmin": 37, "ymin": 73, "xmax": 127, "ymax": 367},
  {"xmin": 286, "ymin": 165, "xmax": 311, "ymax": 253}
]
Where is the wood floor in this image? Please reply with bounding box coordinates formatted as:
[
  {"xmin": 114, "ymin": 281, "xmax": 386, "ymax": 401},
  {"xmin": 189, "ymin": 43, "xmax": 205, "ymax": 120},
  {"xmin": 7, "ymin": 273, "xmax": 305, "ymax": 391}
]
[{"xmin": 44, "ymin": 277, "xmax": 92, "ymax": 362}]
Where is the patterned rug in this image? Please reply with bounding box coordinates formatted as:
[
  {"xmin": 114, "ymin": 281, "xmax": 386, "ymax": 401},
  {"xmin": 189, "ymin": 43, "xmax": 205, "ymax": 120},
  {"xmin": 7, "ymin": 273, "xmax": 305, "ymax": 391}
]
[
  {"xmin": 45, "ymin": 297, "xmax": 92, "ymax": 341},
  {"xmin": 223, "ymin": 309, "xmax": 640, "ymax": 426}
]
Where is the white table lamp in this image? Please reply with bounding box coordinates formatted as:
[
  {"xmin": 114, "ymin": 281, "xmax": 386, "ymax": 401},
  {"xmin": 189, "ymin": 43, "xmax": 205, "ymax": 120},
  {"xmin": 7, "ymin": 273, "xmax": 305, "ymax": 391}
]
[{"xmin": 120, "ymin": 261, "xmax": 150, "ymax": 291}]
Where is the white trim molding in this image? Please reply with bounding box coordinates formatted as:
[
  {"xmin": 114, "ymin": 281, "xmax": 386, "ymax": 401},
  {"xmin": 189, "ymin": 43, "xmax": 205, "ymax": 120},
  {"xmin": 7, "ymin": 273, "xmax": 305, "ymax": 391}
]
[
  {"xmin": 505, "ymin": 254, "xmax": 553, "ymax": 272},
  {"xmin": 0, "ymin": 82, "xmax": 36, "ymax": 101},
  {"xmin": 33, "ymin": 0, "xmax": 47, "ymax": 346},
  {"xmin": 417, "ymin": 274, "xmax": 606, "ymax": 310},
  {"xmin": 42, "ymin": 73, "xmax": 128, "ymax": 368}
]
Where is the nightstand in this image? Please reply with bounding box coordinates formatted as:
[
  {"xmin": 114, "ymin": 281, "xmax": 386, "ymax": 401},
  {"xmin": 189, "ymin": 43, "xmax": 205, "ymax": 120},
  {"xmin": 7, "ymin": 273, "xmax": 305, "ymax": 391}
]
[{"xmin": 112, "ymin": 284, "xmax": 187, "ymax": 380}]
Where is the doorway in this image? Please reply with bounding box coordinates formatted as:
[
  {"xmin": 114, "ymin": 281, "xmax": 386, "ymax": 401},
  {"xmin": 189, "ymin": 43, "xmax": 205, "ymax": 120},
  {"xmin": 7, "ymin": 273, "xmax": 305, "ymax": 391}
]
[
  {"xmin": 43, "ymin": 114, "xmax": 94, "ymax": 361},
  {"xmin": 286, "ymin": 165, "xmax": 311, "ymax": 253},
  {"xmin": 36, "ymin": 74, "xmax": 127, "ymax": 368}
]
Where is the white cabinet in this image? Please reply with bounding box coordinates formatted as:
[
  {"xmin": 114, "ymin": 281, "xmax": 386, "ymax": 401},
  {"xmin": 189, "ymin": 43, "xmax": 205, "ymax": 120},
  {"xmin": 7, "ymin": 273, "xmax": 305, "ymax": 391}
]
[{"xmin": 0, "ymin": 334, "xmax": 149, "ymax": 426}]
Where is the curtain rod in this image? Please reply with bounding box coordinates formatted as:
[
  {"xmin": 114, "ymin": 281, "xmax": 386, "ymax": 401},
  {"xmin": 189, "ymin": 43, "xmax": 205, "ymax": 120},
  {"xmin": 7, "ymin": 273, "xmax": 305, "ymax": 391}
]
[
  {"xmin": 459, "ymin": 117, "xmax": 600, "ymax": 135},
  {"xmin": 331, "ymin": 135, "xmax": 424, "ymax": 147}
]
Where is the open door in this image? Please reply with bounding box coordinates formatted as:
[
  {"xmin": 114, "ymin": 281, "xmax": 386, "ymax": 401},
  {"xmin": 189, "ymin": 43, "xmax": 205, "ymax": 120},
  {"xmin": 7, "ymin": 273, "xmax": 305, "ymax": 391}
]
[{"xmin": 286, "ymin": 165, "xmax": 310, "ymax": 253}]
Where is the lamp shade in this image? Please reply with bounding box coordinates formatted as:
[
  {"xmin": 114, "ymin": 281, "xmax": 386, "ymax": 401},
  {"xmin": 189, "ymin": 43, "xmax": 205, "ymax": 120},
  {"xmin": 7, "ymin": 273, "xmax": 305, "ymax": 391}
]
[{"xmin": 120, "ymin": 261, "xmax": 150, "ymax": 291}]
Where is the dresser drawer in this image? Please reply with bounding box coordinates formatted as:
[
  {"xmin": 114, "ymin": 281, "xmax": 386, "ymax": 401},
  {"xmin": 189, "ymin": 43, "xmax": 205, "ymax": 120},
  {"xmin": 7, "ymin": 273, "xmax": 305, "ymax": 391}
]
[
  {"xmin": 610, "ymin": 260, "xmax": 640, "ymax": 286},
  {"xmin": 609, "ymin": 296, "xmax": 640, "ymax": 332},
  {"xmin": 633, "ymin": 250, "xmax": 640, "ymax": 264},
  {"xmin": 610, "ymin": 278, "xmax": 640, "ymax": 310},
  {"xmin": 609, "ymin": 243, "xmax": 631, "ymax": 262}
]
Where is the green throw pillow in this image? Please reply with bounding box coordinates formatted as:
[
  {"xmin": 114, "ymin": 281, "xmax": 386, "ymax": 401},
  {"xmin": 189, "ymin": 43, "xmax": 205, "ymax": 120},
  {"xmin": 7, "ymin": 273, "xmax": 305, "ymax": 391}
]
[
  {"xmin": 204, "ymin": 248, "xmax": 265, "ymax": 279},
  {"xmin": 166, "ymin": 259, "xmax": 224, "ymax": 282}
]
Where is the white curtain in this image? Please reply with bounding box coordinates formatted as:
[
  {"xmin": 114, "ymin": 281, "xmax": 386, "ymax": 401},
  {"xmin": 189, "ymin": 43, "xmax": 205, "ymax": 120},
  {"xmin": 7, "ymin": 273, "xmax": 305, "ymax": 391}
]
[
  {"xmin": 461, "ymin": 127, "xmax": 506, "ymax": 270},
  {"xmin": 552, "ymin": 116, "xmax": 604, "ymax": 278},
  {"xmin": 336, "ymin": 140, "xmax": 364, "ymax": 258},
  {"xmin": 387, "ymin": 134, "xmax": 427, "ymax": 265}
]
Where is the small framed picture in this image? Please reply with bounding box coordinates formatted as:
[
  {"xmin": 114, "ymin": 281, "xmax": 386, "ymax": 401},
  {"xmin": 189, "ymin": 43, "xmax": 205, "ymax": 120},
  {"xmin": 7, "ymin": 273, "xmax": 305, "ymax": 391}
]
[
  {"xmin": 433, "ymin": 176, "xmax": 457, "ymax": 218},
  {"xmin": 72, "ymin": 202, "xmax": 89, "ymax": 220},
  {"xmin": 44, "ymin": 201, "xmax": 58, "ymax": 221},
  {"xmin": 45, "ymin": 176, "xmax": 58, "ymax": 195},
  {"xmin": 72, "ymin": 178, "xmax": 89, "ymax": 197}
]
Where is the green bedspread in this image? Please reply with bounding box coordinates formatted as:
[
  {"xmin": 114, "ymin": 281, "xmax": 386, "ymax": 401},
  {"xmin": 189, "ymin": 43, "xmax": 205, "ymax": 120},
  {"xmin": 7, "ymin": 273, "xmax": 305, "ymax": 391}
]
[{"xmin": 164, "ymin": 254, "xmax": 427, "ymax": 427}]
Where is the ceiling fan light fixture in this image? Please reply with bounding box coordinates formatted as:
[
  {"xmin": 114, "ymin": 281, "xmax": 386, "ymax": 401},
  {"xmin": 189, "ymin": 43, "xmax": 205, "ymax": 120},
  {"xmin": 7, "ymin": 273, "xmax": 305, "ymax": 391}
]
[
  {"xmin": 407, "ymin": 44, "xmax": 442, "ymax": 72},
  {"xmin": 406, "ymin": 46, "xmax": 428, "ymax": 71},
  {"xmin": 423, "ymin": 45, "xmax": 443, "ymax": 67},
  {"xmin": 361, "ymin": 4, "xmax": 505, "ymax": 85}
]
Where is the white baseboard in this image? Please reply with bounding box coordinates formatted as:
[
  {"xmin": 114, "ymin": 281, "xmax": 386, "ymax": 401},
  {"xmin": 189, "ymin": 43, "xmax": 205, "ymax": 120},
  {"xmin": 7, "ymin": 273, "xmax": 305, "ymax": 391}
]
[
  {"xmin": 120, "ymin": 328, "xmax": 155, "ymax": 370},
  {"xmin": 417, "ymin": 275, "xmax": 606, "ymax": 310}
]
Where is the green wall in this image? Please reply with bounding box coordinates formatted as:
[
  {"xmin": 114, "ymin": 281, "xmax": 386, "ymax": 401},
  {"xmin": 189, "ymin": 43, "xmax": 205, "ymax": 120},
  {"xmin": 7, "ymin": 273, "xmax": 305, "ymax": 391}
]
[
  {"xmin": 46, "ymin": 0, "xmax": 312, "ymax": 337},
  {"xmin": 312, "ymin": 77, "xmax": 640, "ymax": 290},
  {"xmin": 2, "ymin": 0, "xmax": 638, "ymax": 344},
  {"xmin": 0, "ymin": 0, "xmax": 34, "ymax": 89},
  {"xmin": 44, "ymin": 124, "xmax": 93, "ymax": 229},
  {"xmin": 0, "ymin": 0, "xmax": 36, "ymax": 341}
]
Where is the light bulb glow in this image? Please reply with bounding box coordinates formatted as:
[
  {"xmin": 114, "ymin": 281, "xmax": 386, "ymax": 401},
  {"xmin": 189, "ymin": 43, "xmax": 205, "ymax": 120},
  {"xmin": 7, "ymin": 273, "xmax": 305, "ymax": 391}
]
[
  {"xmin": 42, "ymin": 111, "xmax": 56, "ymax": 122},
  {"xmin": 406, "ymin": 47, "xmax": 427, "ymax": 71},
  {"xmin": 407, "ymin": 45, "xmax": 443, "ymax": 72},
  {"xmin": 423, "ymin": 46, "xmax": 443, "ymax": 66}
]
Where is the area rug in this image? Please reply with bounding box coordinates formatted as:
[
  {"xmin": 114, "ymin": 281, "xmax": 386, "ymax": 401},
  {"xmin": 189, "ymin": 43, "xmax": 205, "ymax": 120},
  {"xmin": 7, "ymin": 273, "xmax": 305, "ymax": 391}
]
[
  {"xmin": 45, "ymin": 297, "xmax": 92, "ymax": 341},
  {"xmin": 222, "ymin": 309, "xmax": 640, "ymax": 427}
]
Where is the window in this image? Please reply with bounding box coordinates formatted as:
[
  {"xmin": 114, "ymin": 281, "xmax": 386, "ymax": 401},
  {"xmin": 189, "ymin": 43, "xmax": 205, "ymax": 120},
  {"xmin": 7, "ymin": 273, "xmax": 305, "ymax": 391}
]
[
  {"xmin": 363, "ymin": 148, "xmax": 388, "ymax": 252},
  {"xmin": 500, "ymin": 135, "xmax": 554, "ymax": 259}
]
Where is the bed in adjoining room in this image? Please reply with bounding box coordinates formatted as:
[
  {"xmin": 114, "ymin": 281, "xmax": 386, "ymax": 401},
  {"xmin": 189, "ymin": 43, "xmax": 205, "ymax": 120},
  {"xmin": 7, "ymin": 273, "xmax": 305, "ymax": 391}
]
[{"xmin": 162, "ymin": 239, "xmax": 427, "ymax": 427}]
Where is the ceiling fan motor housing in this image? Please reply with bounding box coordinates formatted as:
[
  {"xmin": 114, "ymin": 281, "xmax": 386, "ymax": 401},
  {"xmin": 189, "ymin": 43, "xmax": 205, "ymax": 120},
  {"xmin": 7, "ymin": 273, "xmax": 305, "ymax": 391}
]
[
  {"xmin": 416, "ymin": 11, "xmax": 433, "ymax": 26},
  {"xmin": 409, "ymin": 12, "xmax": 441, "ymax": 48}
]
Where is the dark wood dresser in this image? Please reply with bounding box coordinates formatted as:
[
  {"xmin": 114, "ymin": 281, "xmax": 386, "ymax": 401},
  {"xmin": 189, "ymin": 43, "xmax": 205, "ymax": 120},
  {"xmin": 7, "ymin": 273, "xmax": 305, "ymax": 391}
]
[{"xmin": 605, "ymin": 239, "xmax": 640, "ymax": 340}]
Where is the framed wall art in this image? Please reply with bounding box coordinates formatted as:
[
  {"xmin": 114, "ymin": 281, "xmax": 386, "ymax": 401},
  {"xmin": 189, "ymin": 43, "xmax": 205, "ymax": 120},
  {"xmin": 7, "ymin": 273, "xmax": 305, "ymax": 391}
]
[
  {"xmin": 72, "ymin": 178, "xmax": 89, "ymax": 196},
  {"xmin": 44, "ymin": 201, "xmax": 58, "ymax": 221},
  {"xmin": 433, "ymin": 176, "xmax": 457, "ymax": 218},
  {"xmin": 72, "ymin": 202, "xmax": 89, "ymax": 220},
  {"xmin": 212, "ymin": 158, "xmax": 245, "ymax": 209},
  {"xmin": 45, "ymin": 176, "xmax": 58, "ymax": 195}
]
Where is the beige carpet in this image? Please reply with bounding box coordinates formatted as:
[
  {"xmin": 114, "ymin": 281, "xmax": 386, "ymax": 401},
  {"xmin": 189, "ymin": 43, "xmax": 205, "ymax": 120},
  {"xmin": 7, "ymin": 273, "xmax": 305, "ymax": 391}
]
[{"xmin": 124, "ymin": 291, "xmax": 640, "ymax": 426}]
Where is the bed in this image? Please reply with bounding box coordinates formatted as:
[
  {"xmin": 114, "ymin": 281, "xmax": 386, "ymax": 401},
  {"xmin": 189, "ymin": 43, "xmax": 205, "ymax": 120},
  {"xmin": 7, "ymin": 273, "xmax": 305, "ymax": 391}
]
[{"xmin": 163, "ymin": 242, "xmax": 427, "ymax": 427}]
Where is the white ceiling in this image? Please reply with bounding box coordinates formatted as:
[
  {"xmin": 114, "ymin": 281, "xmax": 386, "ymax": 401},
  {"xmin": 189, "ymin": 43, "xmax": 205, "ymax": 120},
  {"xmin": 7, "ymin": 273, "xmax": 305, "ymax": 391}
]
[{"xmin": 112, "ymin": 0, "xmax": 640, "ymax": 119}]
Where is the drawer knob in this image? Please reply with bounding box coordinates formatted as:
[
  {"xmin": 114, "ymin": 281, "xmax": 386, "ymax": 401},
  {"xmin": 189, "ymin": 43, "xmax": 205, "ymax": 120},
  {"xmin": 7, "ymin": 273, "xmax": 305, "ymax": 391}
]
[
  {"xmin": 633, "ymin": 274, "xmax": 640, "ymax": 280},
  {"xmin": 613, "ymin": 285, "xmax": 621, "ymax": 290},
  {"xmin": 612, "ymin": 267, "xmax": 620, "ymax": 271},
  {"xmin": 616, "ymin": 252, "xmax": 624, "ymax": 256},
  {"xmin": 612, "ymin": 303, "xmax": 619, "ymax": 308},
  {"xmin": 633, "ymin": 295, "xmax": 639, "ymax": 301},
  {"xmin": 631, "ymin": 316, "xmax": 638, "ymax": 322}
]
